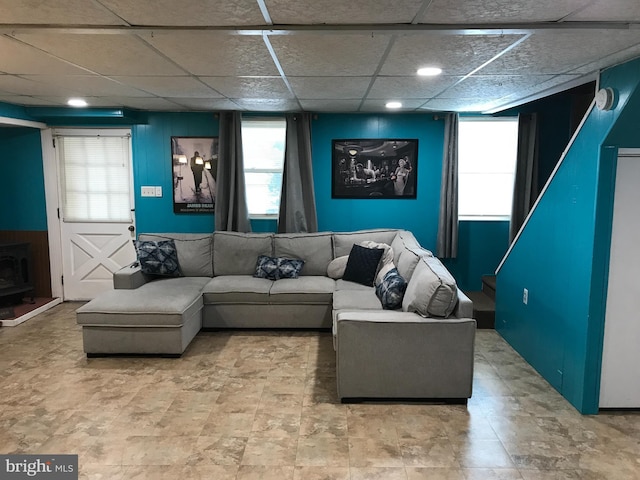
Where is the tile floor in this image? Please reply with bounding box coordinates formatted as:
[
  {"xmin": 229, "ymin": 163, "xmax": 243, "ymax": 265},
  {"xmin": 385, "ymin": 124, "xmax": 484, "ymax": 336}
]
[{"xmin": 1, "ymin": 302, "xmax": 639, "ymax": 479}]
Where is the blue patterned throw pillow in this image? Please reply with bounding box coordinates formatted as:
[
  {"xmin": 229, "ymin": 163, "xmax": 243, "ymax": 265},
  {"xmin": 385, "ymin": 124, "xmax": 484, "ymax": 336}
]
[
  {"xmin": 254, "ymin": 255, "xmax": 305, "ymax": 280},
  {"xmin": 134, "ymin": 239, "xmax": 182, "ymax": 277},
  {"xmin": 375, "ymin": 268, "xmax": 407, "ymax": 310}
]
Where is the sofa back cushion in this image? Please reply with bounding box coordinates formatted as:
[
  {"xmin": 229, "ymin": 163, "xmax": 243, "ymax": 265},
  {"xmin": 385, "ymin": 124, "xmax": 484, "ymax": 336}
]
[
  {"xmin": 333, "ymin": 229, "xmax": 398, "ymax": 258},
  {"xmin": 273, "ymin": 232, "xmax": 333, "ymax": 276},
  {"xmin": 138, "ymin": 233, "xmax": 213, "ymax": 277},
  {"xmin": 213, "ymin": 232, "xmax": 273, "ymax": 276},
  {"xmin": 390, "ymin": 230, "xmax": 431, "ymax": 265},
  {"xmin": 402, "ymin": 256, "xmax": 458, "ymax": 318}
]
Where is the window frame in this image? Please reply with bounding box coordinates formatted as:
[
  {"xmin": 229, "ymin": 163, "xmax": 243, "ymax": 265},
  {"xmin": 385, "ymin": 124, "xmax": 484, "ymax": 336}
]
[{"xmin": 457, "ymin": 116, "xmax": 519, "ymax": 221}]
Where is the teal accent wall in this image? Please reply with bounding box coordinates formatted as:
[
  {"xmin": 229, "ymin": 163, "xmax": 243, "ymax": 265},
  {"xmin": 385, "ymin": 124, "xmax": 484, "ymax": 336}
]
[
  {"xmin": 132, "ymin": 112, "xmax": 218, "ymax": 234},
  {"xmin": 0, "ymin": 101, "xmax": 38, "ymax": 122},
  {"xmin": 443, "ymin": 220, "xmax": 510, "ymax": 292},
  {"xmin": 311, "ymin": 113, "xmax": 444, "ymax": 249},
  {"xmin": 495, "ymin": 57, "xmax": 640, "ymax": 413},
  {"xmin": 0, "ymin": 128, "xmax": 47, "ymax": 230}
]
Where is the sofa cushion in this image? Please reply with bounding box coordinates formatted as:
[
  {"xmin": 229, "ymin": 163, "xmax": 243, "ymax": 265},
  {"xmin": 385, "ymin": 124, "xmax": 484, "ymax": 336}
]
[
  {"xmin": 334, "ymin": 279, "xmax": 374, "ymax": 291},
  {"xmin": 375, "ymin": 268, "xmax": 407, "ymax": 310},
  {"xmin": 76, "ymin": 277, "xmax": 209, "ymax": 327},
  {"xmin": 333, "ymin": 229, "xmax": 398, "ymax": 258},
  {"xmin": 213, "ymin": 232, "xmax": 273, "ymax": 276},
  {"xmin": 139, "ymin": 233, "xmax": 213, "ymax": 277},
  {"xmin": 402, "ymin": 256, "xmax": 458, "ymax": 318},
  {"xmin": 254, "ymin": 255, "xmax": 304, "ymax": 280},
  {"xmin": 327, "ymin": 255, "xmax": 349, "ymax": 279},
  {"xmin": 333, "ymin": 289, "xmax": 382, "ymax": 311},
  {"xmin": 269, "ymin": 276, "xmax": 335, "ymax": 304},
  {"xmin": 342, "ymin": 244, "xmax": 384, "ymax": 287},
  {"xmin": 396, "ymin": 248, "xmax": 422, "ymax": 281},
  {"xmin": 202, "ymin": 275, "xmax": 272, "ymax": 304},
  {"xmin": 274, "ymin": 232, "xmax": 333, "ymax": 276},
  {"xmin": 134, "ymin": 239, "xmax": 182, "ymax": 277}
]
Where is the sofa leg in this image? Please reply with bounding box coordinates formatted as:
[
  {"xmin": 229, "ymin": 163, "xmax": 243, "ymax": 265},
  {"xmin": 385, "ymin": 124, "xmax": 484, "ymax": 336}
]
[{"xmin": 86, "ymin": 352, "xmax": 182, "ymax": 358}]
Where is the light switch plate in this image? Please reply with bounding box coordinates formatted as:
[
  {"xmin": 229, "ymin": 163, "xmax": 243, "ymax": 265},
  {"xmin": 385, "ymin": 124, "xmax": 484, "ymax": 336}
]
[
  {"xmin": 141, "ymin": 186, "xmax": 155, "ymax": 197},
  {"xmin": 155, "ymin": 186, "xmax": 162, "ymax": 197}
]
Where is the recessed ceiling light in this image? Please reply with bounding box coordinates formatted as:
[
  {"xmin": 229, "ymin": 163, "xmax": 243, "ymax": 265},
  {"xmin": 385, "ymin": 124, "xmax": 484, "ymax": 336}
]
[
  {"xmin": 67, "ymin": 98, "xmax": 88, "ymax": 107},
  {"xmin": 417, "ymin": 67, "xmax": 442, "ymax": 76},
  {"xmin": 386, "ymin": 101, "xmax": 402, "ymax": 109}
]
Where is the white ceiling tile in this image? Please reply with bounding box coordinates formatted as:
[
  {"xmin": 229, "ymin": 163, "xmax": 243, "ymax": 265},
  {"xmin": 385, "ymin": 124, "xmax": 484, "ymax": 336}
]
[
  {"xmin": 481, "ymin": 30, "xmax": 640, "ymax": 75},
  {"xmin": 289, "ymin": 77, "xmax": 372, "ymax": 99},
  {"xmin": 421, "ymin": 0, "xmax": 586, "ymax": 23},
  {"xmin": 442, "ymin": 75, "xmax": 555, "ymax": 99},
  {"xmin": 109, "ymin": 76, "xmax": 222, "ymax": 98},
  {"xmin": 0, "ymin": 37, "xmax": 91, "ymax": 75},
  {"xmin": 380, "ymin": 34, "xmax": 524, "ymax": 76},
  {"xmin": 98, "ymin": 0, "xmax": 265, "ymax": 26},
  {"xmin": 21, "ymin": 75, "xmax": 154, "ymax": 97},
  {"xmin": 231, "ymin": 98, "xmax": 301, "ymax": 111},
  {"xmin": 142, "ymin": 33, "xmax": 279, "ymax": 76},
  {"xmin": 299, "ymin": 99, "xmax": 363, "ymax": 112},
  {"xmin": 0, "ymin": 96, "xmax": 62, "ymax": 106},
  {"xmin": 566, "ymin": 0, "xmax": 640, "ymax": 21},
  {"xmin": 568, "ymin": 43, "xmax": 640, "ymax": 75},
  {"xmin": 104, "ymin": 97, "xmax": 187, "ymax": 110},
  {"xmin": 0, "ymin": 0, "xmax": 125, "ymax": 24},
  {"xmin": 270, "ymin": 34, "xmax": 392, "ymax": 76},
  {"xmin": 12, "ymin": 33, "xmax": 185, "ymax": 76},
  {"xmin": 200, "ymin": 77, "xmax": 292, "ymax": 98},
  {"xmin": 420, "ymin": 98, "xmax": 501, "ymax": 112},
  {"xmin": 360, "ymin": 99, "xmax": 427, "ymax": 111},
  {"xmin": 368, "ymin": 76, "xmax": 458, "ymax": 99},
  {"xmin": 0, "ymin": 75, "xmax": 75, "ymax": 97},
  {"xmin": 265, "ymin": 0, "xmax": 425, "ymax": 24},
  {"xmin": 166, "ymin": 98, "xmax": 243, "ymax": 110}
]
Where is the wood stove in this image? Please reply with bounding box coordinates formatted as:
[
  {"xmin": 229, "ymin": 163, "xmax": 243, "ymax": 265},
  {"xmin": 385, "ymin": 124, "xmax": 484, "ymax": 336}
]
[{"xmin": 0, "ymin": 242, "xmax": 34, "ymax": 306}]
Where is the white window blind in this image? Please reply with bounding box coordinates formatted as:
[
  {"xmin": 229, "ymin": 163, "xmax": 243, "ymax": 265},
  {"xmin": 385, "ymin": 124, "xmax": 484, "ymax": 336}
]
[
  {"xmin": 241, "ymin": 118, "xmax": 286, "ymax": 217},
  {"xmin": 458, "ymin": 118, "xmax": 519, "ymax": 219},
  {"xmin": 58, "ymin": 135, "xmax": 132, "ymax": 222}
]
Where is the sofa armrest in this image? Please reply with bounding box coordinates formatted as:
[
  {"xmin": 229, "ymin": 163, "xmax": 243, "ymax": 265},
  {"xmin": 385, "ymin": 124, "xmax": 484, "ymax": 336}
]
[
  {"xmin": 335, "ymin": 311, "xmax": 476, "ymax": 400},
  {"xmin": 113, "ymin": 262, "xmax": 151, "ymax": 290},
  {"xmin": 452, "ymin": 289, "xmax": 473, "ymax": 318}
]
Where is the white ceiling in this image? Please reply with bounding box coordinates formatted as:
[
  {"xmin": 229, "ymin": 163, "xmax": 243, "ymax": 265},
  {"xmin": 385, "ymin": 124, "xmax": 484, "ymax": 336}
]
[{"xmin": 1, "ymin": 0, "xmax": 639, "ymax": 114}]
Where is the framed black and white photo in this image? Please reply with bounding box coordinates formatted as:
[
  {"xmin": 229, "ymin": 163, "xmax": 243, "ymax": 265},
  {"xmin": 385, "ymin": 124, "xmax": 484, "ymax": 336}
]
[
  {"xmin": 171, "ymin": 136, "xmax": 218, "ymax": 213},
  {"xmin": 332, "ymin": 139, "xmax": 418, "ymax": 199}
]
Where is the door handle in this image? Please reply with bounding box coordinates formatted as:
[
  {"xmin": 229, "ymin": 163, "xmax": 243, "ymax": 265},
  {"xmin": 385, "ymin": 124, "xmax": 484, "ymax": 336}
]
[{"xmin": 128, "ymin": 225, "xmax": 135, "ymax": 232}]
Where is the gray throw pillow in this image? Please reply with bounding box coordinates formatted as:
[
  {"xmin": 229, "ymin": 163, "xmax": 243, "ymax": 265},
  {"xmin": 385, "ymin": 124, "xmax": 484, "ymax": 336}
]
[
  {"xmin": 254, "ymin": 255, "xmax": 305, "ymax": 280},
  {"xmin": 375, "ymin": 267, "xmax": 407, "ymax": 310}
]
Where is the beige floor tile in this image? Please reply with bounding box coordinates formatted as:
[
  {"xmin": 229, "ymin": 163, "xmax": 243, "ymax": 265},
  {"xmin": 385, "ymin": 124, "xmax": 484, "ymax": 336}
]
[{"xmin": 2, "ymin": 307, "xmax": 639, "ymax": 480}]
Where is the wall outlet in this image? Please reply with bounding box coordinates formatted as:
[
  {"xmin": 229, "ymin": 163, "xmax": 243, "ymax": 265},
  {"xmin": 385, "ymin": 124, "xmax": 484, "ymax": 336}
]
[
  {"xmin": 155, "ymin": 186, "xmax": 162, "ymax": 197},
  {"xmin": 523, "ymin": 288, "xmax": 529, "ymax": 305},
  {"xmin": 141, "ymin": 186, "xmax": 156, "ymax": 197}
]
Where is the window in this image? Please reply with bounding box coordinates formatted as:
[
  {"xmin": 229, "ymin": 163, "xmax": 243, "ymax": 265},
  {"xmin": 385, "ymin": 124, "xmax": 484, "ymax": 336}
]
[
  {"xmin": 458, "ymin": 117, "xmax": 518, "ymax": 219},
  {"xmin": 57, "ymin": 132, "xmax": 132, "ymax": 222},
  {"xmin": 241, "ymin": 118, "xmax": 286, "ymax": 217}
]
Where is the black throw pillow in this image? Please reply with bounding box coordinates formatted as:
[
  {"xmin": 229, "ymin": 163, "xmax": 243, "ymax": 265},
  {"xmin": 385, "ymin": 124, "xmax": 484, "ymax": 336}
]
[{"xmin": 342, "ymin": 244, "xmax": 384, "ymax": 287}]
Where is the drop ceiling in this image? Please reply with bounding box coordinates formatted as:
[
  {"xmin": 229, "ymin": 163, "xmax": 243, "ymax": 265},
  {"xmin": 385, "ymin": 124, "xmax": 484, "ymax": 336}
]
[{"xmin": 1, "ymin": 0, "xmax": 639, "ymax": 114}]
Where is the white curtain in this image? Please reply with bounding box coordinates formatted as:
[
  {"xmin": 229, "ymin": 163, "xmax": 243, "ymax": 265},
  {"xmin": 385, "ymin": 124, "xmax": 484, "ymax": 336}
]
[{"xmin": 437, "ymin": 113, "xmax": 459, "ymax": 259}]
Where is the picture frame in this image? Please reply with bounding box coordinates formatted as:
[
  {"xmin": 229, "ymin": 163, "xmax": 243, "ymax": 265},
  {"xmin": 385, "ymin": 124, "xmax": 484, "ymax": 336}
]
[
  {"xmin": 332, "ymin": 139, "xmax": 418, "ymax": 199},
  {"xmin": 171, "ymin": 136, "xmax": 218, "ymax": 213}
]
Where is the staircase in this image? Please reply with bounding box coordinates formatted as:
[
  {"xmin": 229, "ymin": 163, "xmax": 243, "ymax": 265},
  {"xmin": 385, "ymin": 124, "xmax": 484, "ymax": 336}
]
[{"xmin": 464, "ymin": 275, "xmax": 496, "ymax": 329}]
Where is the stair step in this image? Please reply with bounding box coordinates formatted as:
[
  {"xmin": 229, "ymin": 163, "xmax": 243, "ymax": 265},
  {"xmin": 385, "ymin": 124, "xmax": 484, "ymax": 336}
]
[
  {"xmin": 465, "ymin": 290, "xmax": 495, "ymax": 329},
  {"xmin": 481, "ymin": 275, "xmax": 496, "ymax": 301}
]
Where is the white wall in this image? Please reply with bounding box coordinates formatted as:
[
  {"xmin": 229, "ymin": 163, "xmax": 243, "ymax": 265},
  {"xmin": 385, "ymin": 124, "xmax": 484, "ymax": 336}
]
[{"xmin": 600, "ymin": 150, "xmax": 640, "ymax": 408}]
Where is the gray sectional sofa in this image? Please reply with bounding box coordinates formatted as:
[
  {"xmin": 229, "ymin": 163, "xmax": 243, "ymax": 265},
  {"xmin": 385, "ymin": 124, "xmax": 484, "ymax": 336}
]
[{"xmin": 76, "ymin": 229, "xmax": 476, "ymax": 401}]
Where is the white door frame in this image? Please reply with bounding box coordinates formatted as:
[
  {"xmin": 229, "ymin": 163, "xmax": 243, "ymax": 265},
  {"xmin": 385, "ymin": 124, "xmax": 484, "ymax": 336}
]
[{"xmin": 41, "ymin": 127, "xmax": 135, "ymax": 301}]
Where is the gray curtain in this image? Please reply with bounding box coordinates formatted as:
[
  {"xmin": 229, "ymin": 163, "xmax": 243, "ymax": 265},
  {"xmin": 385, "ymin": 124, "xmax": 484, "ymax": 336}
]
[
  {"xmin": 277, "ymin": 112, "xmax": 318, "ymax": 233},
  {"xmin": 215, "ymin": 111, "xmax": 252, "ymax": 232},
  {"xmin": 509, "ymin": 113, "xmax": 539, "ymax": 242},
  {"xmin": 437, "ymin": 113, "xmax": 459, "ymax": 259}
]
